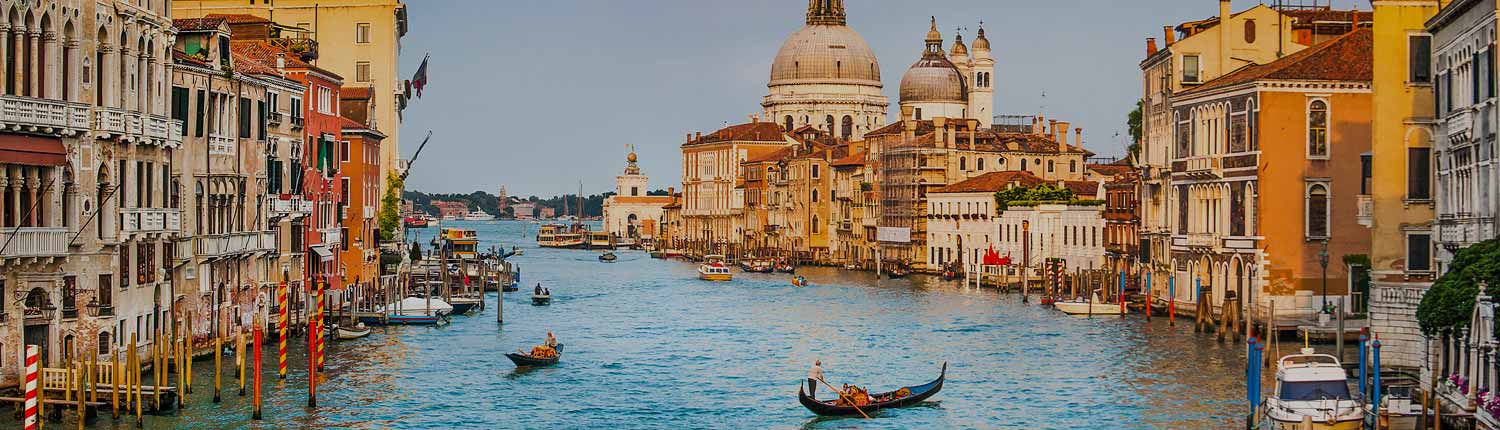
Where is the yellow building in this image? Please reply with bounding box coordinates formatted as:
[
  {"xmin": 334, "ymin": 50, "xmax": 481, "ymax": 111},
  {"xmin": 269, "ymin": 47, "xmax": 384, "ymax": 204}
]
[
  {"xmin": 174, "ymin": 0, "xmax": 409, "ymax": 197},
  {"xmin": 1367, "ymin": 0, "xmax": 1443, "ymax": 372},
  {"xmin": 679, "ymin": 121, "xmax": 791, "ymax": 257}
]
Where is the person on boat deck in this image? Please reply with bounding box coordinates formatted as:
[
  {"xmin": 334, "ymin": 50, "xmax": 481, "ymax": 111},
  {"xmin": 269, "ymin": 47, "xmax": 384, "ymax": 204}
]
[
  {"xmin": 544, "ymin": 288, "xmax": 551, "ymax": 295},
  {"xmin": 807, "ymin": 360, "xmax": 825, "ymax": 398},
  {"xmin": 535, "ymin": 284, "xmax": 543, "ymax": 295},
  {"xmin": 545, "ymin": 332, "xmax": 558, "ymax": 348}
]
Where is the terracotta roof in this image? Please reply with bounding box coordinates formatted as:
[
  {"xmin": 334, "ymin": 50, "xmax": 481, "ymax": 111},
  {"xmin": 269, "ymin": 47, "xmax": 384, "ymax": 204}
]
[
  {"xmin": 172, "ymin": 50, "xmax": 210, "ymax": 67},
  {"xmin": 337, "ymin": 116, "xmax": 365, "ymax": 129},
  {"xmin": 1063, "ymin": 180, "xmax": 1099, "ymax": 197},
  {"xmin": 230, "ymin": 40, "xmax": 343, "ymax": 81},
  {"xmin": 341, "ymin": 86, "xmax": 373, "ymax": 100},
  {"xmin": 744, "ymin": 146, "xmax": 795, "ymax": 164},
  {"xmin": 229, "ymin": 48, "xmax": 279, "ymax": 76},
  {"xmin": 1282, "ymin": 10, "xmax": 1372, "ymax": 27},
  {"xmin": 205, "ymin": 13, "xmax": 271, "ymax": 24},
  {"xmin": 686, "ymin": 122, "xmax": 787, "ymax": 146},
  {"xmin": 931, "ymin": 171, "xmax": 1045, "ymax": 194},
  {"xmin": 831, "ymin": 151, "xmax": 866, "ymax": 167},
  {"xmin": 1087, "ymin": 163, "xmax": 1132, "ymax": 177},
  {"xmin": 173, "ymin": 17, "xmax": 226, "ymax": 32},
  {"xmin": 1180, "ymin": 28, "xmax": 1372, "ymax": 96}
]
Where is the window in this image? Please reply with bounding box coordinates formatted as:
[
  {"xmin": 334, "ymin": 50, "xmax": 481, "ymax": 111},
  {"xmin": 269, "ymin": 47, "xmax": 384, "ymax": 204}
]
[
  {"xmin": 1409, "ymin": 35, "xmax": 1432, "ymax": 83},
  {"xmin": 811, "ymin": 164, "xmax": 820, "ymax": 179},
  {"xmin": 194, "ymin": 89, "xmax": 206, "ymax": 137},
  {"xmin": 783, "ymin": 115, "xmax": 793, "ymax": 132},
  {"xmin": 977, "ymin": 158, "xmax": 985, "ymax": 171},
  {"xmin": 172, "ymin": 87, "xmax": 189, "ymax": 136},
  {"xmin": 238, "ymin": 98, "xmax": 252, "ymax": 138},
  {"xmin": 1360, "ymin": 153, "xmax": 1372, "ymax": 195},
  {"xmin": 1020, "ymin": 158, "xmax": 1027, "ymax": 170},
  {"xmin": 355, "ymin": 23, "xmax": 371, "ymax": 44},
  {"xmin": 915, "ymin": 108, "xmax": 923, "ymax": 120},
  {"xmin": 1244, "ymin": 20, "xmax": 1256, "ymax": 43},
  {"xmin": 1306, "ymin": 183, "xmax": 1329, "ymax": 239},
  {"xmin": 341, "ymin": 140, "xmax": 350, "ymax": 163},
  {"xmin": 1182, "ymin": 55, "xmax": 1201, "ymax": 83},
  {"xmin": 1307, "ymin": 100, "xmax": 1328, "ymax": 158},
  {"xmin": 1408, "ymin": 147, "xmax": 1432, "ymax": 200},
  {"xmin": 812, "ymin": 189, "xmax": 819, "ymax": 203},
  {"xmin": 356, "ymin": 61, "xmax": 371, "ymax": 83},
  {"xmin": 291, "ymin": 97, "xmax": 303, "ymax": 121},
  {"xmin": 1069, "ymin": 160, "xmax": 1077, "ymax": 173},
  {"xmin": 630, "ymin": 186, "xmax": 639, "ymax": 197},
  {"xmin": 317, "ymin": 87, "xmax": 334, "ymax": 115},
  {"xmin": 959, "ymin": 157, "xmax": 967, "ymax": 170},
  {"xmin": 1407, "ymin": 233, "xmax": 1432, "ymax": 272},
  {"xmin": 1047, "ymin": 160, "xmax": 1055, "ymax": 173}
]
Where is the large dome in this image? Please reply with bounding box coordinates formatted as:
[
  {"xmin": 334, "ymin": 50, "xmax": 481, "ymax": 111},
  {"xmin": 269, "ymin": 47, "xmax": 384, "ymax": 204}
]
[
  {"xmin": 899, "ymin": 58, "xmax": 967, "ymax": 103},
  {"xmin": 769, "ymin": 25, "xmax": 882, "ymax": 86}
]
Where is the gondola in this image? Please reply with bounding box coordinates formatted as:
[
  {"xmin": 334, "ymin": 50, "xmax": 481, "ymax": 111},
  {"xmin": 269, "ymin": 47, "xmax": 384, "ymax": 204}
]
[
  {"xmin": 797, "ymin": 362, "xmax": 945, "ymax": 417},
  {"xmin": 505, "ymin": 343, "xmax": 564, "ymax": 367},
  {"xmin": 886, "ymin": 267, "xmax": 910, "ymax": 279}
]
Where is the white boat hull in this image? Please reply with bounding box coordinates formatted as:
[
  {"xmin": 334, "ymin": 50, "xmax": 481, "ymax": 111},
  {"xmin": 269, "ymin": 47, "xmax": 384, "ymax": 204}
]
[{"xmin": 1053, "ymin": 301, "xmax": 1125, "ymax": 315}]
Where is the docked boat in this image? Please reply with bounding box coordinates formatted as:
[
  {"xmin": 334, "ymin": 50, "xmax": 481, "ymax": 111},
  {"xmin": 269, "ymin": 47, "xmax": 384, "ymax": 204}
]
[
  {"xmin": 740, "ymin": 259, "xmax": 774, "ymax": 273},
  {"xmin": 506, "ymin": 344, "xmax": 564, "ymax": 367},
  {"xmin": 776, "ymin": 262, "xmax": 796, "ymax": 274},
  {"xmin": 698, "ymin": 255, "xmax": 733, "ymax": 281},
  {"xmin": 537, "ymin": 224, "xmax": 586, "ymax": 248},
  {"xmin": 1053, "ymin": 294, "xmax": 1126, "ymax": 316},
  {"xmin": 377, "ymin": 296, "xmax": 454, "ymax": 320},
  {"xmin": 440, "ymin": 228, "xmax": 481, "ymax": 260},
  {"xmin": 404, "ymin": 216, "xmax": 429, "ymax": 228},
  {"xmin": 797, "ymin": 362, "xmax": 946, "ymax": 416},
  {"xmin": 532, "ymin": 292, "xmax": 552, "ymax": 305},
  {"xmin": 448, "ymin": 295, "xmax": 482, "ymax": 315},
  {"xmin": 463, "ymin": 211, "xmax": 496, "ymax": 221},
  {"xmin": 1261, "ymin": 349, "xmax": 1362, "ymax": 430},
  {"xmin": 588, "ymin": 231, "xmax": 613, "ymax": 249},
  {"xmin": 886, "ymin": 267, "xmax": 910, "ymax": 279},
  {"xmin": 334, "ymin": 323, "xmax": 371, "ymax": 340}
]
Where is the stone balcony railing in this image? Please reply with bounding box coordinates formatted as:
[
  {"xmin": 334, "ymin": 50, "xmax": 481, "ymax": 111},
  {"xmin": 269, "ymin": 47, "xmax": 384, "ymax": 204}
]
[
  {"xmin": 209, "ymin": 133, "xmax": 236, "ymax": 155},
  {"xmin": 322, "ymin": 228, "xmax": 341, "ymax": 246},
  {"xmin": 0, "ymin": 227, "xmax": 68, "ymax": 259},
  {"xmin": 120, "ymin": 208, "xmax": 181, "ymax": 236},
  {"xmin": 93, "ymin": 108, "xmax": 182, "ymax": 147},
  {"xmin": 1356, "ymin": 194, "xmax": 1374, "ymax": 227},
  {"xmin": 1447, "ymin": 108, "xmax": 1474, "ymax": 143},
  {"xmin": 1186, "ymin": 232, "xmax": 1220, "ymax": 248},
  {"xmin": 0, "ymin": 94, "xmax": 90, "ymax": 136},
  {"xmin": 194, "ymin": 231, "xmax": 273, "ymax": 258},
  {"xmin": 271, "ymin": 198, "xmax": 314, "ymax": 215},
  {"xmin": 1179, "ymin": 155, "xmax": 1222, "ymax": 179}
]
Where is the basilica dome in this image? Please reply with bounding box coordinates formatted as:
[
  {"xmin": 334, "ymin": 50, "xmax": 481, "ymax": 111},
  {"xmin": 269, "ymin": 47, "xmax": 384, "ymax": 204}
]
[
  {"xmin": 769, "ymin": 25, "xmax": 882, "ymax": 86},
  {"xmin": 899, "ymin": 19, "xmax": 967, "ymax": 104}
]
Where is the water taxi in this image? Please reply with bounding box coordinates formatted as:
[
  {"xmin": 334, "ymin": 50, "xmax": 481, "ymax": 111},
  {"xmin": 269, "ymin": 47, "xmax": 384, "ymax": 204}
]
[
  {"xmin": 1262, "ymin": 348, "xmax": 1363, "ymax": 430},
  {"xmin": 698, "ymin": 255, "xmax": 733, "ymax": 281},
  {"xmin": 440, "ymin": 228, "xmax": 481, "ymax": 260},
  {"xmin": 588, "ymin": 231, "xmax": 613, "ymax": 249},
  {"xmin": 1053, "ymin": 294, "xmax": 1126, "ymax": 316},
  {"xmin": 537, "ymin": 224, "xmax": 585, "ymax": 248}
]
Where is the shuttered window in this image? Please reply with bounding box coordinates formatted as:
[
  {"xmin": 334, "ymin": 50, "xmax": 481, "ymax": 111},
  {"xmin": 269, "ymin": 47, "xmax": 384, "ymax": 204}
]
[{"xmin": 171, "ymin": 87, "xmax": 189, "ymax": 136}]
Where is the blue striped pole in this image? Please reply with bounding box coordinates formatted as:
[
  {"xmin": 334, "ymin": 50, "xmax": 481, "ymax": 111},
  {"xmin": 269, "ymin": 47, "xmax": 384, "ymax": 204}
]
[
  {"xmin": 1372, "ymin": 340, "xmax": 1382, "ymax": 423},
  {"xmin": 1358, "ymin": 332, "xmax": 1368, "ymax": 400}
]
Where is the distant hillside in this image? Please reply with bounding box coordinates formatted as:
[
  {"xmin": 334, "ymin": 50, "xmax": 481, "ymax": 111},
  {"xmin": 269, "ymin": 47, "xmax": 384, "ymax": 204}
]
[{"xmin": 403, "ymin": 189, "xmax": 669, "ymax": 218}]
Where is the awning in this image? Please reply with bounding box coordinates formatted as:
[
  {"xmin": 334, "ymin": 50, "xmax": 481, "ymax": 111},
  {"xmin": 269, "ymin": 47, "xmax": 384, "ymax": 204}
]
[
  {"xmin": 311, "ymin": 245, "xmax": 334, "ymax": 262},
  {"xmin": 0, "ymin": 134, "xmax": 65, "ymax": 166}
]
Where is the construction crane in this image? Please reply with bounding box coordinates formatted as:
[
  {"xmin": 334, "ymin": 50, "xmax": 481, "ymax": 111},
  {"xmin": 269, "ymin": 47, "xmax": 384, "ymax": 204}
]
[{"xmin": 400, "ymin": 131, "xmax": 434, "ymax": 182}]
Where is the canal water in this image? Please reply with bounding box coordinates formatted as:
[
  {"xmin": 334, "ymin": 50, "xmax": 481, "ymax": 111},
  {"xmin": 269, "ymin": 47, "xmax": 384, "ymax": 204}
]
[{"xmin": 8, "ymin": 220, "xmax": 1265, "ymax": 429}]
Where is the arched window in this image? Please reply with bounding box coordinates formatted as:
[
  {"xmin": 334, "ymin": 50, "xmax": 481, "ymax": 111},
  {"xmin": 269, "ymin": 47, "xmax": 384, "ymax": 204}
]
[
  {"xmin": 841, "ymin": 115, "xmax": 853, "ymax": 138},
  {"xmin": 959, "ymin": 157, "xmax": 967, "ymax": 170},
  {"xmin": 977, "ymin": 158, "xmax": 985, "ymax": 171},
  {"xmin": 1308, "ymin": 100, "xmax": 1328, "ymax": 157},
  {"xmin": 811, "ymin": 189, "xmax": 819, "ymax": 202},
  {"xmin": 1244, "ymin": 20, "xmax": 1257, "ymax": 43},
  {"xmin": 1020, "ymin": 158, "xmax": 1028, "ymax": 170},
  {"xmin": 825, "ymin": 115, "xmax": 835, "ymax": 132},
  {"xmin": 1069, "ymin": 160, "xmax": 1077, "ymax": 173},
  {"xmin": 784, "ymin": 115, "xmax": 793, "ymax": 132},
  {"xmin": 811, "ymin": 215, "xmax": 820, "ymax": 234},
  {"xmin": 1306, "ymin": 183, "xmax": 1329, "ymax": 238},
  {"xmin": 1047, "ymin": 160, "xmax": 1055, "ymax": 173}
]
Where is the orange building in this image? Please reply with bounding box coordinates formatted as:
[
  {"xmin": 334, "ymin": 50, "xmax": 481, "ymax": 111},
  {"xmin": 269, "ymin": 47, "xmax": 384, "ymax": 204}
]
[
  {"xmin": 339, "ymin": 111, "xmax": 385, "ymax": 286},
  {"xmin": 1166, "ymin": 29, "xmax": 1372, "ymax": 318}
]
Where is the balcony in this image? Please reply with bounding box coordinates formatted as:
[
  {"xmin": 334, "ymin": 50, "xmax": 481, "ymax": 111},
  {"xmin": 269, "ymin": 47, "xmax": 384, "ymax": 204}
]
[
  {"xmin": 267, "ymin": 111, "xmax": 284, "ymax": 125},
  {"xmin": 209, "ymin": 133, "xmax": 235, "ymax": 155},
  {"xmin": 322, "ymin": 228, "xmax": 341, "ymax": 246},
  {"xmin": 270, "ymin": 36, "xmax": 319, "ymax": 61},
  {"xmin": 0, "ymin": 94, "xmax": 90, "ymax": 136},
  {"xmin": 271, "ymin": 197, "xmax": 314, "ymax": 215},
  {"xmin": 1438, "ymin": 214, "xmax": 1494, "ymax": 250},
  {"xmin": 194, "ymin": 231, "xmax": 273, "ymax": 258},
  {"xmin": 120, "ymin": 208, "xmax": 181, "ymax": 236},
  {"xmin": 290, "ymin": 116, "xmax": 305, "ymax": 130},
  {"xmin": 1356, "ymin": 195, "xmax": 1374, "ymax": 227},
  {"xmin": 1446, "ymin": 109, "xmax": 1473, "ymax": 144},
  {"xmin": 1186, "ymin": 232, "xmax": 1220, "ymax": 249},
  {"xmin": 92, "ymin": 108, "xmax": 175, "ymax": 146},
  {"xmin": 1179, "ymin": 156, "xmax": 1222, "ymax": 179},
  {"xmin": 0, "ymin": 227, "xmax": 67, "ymax": 259}
]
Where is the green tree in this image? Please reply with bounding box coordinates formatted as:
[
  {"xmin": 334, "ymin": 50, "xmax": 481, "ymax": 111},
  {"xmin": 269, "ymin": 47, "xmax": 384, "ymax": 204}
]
[
  {"xmin": 1127, "ymin": 101, "xmax": 1142, "ymax": 163},
  {"xmin": 1416, "ymin": 239, "xmax": 1500, "ymax": 335},
  {"xmin": 409, "ymin": 241, "xmax": 423, "ymax": 262},
  {"xmin": 378, "ymin": 173, "xmax": 404, "ymax": 241}
]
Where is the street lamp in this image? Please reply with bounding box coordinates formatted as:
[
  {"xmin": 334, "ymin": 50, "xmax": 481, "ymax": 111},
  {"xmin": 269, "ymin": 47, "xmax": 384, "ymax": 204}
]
[{"xmin": 1319, "ymin": 238, "xmax": 1330, "ymax": 314}]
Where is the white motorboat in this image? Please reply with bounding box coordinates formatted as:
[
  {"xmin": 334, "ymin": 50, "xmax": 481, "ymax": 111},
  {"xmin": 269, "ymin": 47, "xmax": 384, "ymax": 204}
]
[
  {"xmin": 463, "ymin": 211, "xmax": 496, "ymax": 221},
  {"xmin": 532, "ymin": 293, "xmax": 552, "ymax": 305},
  {"xmin": 698, "ymin": 255, "xmax": 733, "ymax": 281},
  {"xmin": 334, "ymin": 323, "xmax": 371, "ymax": 340},
  {"xmin": 377, "ymin": 296, "xmax": 454, "ymax": 316},
  {"xmin": 1261, "ymin": 348, "xmax": 1363, "ymax": 430},
  {"xmin": 1053, "ymin": 294, "xmax": 1126, "ymax": 315}
]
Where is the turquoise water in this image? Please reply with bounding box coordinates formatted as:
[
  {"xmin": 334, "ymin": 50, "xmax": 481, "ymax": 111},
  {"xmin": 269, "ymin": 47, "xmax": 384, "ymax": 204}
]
[{"xmin": 14, "ymin": 220, "xmax": 1257, "ymax": 429}]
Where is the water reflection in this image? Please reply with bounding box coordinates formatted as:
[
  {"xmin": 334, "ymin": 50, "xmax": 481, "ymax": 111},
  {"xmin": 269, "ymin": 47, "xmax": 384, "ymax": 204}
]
[{"xmin": 1, "ymin": 220, "xmax": 1274, "ymax": 429}]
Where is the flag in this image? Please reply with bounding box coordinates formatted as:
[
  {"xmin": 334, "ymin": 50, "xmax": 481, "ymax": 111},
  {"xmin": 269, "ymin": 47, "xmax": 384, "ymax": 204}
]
[{"xmin": 412, "ymin": 54, "xmax": 430, "ymax": 98}]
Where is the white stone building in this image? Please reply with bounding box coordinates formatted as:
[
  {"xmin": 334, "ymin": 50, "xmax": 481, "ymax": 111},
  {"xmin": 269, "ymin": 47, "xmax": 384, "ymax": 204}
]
[
  {"xmin": 602, "ymin": 150, "xmax": 672, "ymax": 240},
  {"xmin": 926, "ymin": 171, "xmax": 1105, "ymax": 274}
]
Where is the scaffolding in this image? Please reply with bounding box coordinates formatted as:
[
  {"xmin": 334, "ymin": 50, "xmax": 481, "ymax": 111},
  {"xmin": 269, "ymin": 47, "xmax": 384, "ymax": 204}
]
[{"xmin": 878, "ymin": 134, "xmax": 942, "ymax": 263}]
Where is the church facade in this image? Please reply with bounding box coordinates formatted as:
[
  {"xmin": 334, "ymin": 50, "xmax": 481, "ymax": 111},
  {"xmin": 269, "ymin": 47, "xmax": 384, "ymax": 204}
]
[{"xmin": 602, "ymin": 150, "xmax": 673, "ymax": 242}]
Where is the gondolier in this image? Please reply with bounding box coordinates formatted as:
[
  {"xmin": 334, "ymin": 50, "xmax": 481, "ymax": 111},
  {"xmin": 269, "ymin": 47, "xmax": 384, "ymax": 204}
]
[{"xmin": 807, "ymin": 360, "xmax": 825, "ymax": 398}]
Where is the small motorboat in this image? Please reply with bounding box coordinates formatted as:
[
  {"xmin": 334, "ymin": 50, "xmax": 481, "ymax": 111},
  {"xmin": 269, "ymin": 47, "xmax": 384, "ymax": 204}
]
[
  {"xmin": 776, "ymin": 263, "xmax": 796, "ymax": 274},
  {"xmin": 334, "ymin": 323, "xmax": 371, "ymax": 340},
  {"xmin": 1261, "ymin": 348, "xmax": 1362, "ymax": 429},
  {"xmin": 798, "ymin": 362, "xmax": 946, "ymax": 416},
  {"xmin": 698, "ymin": 254, "xmax": 733, "ymax": 281},
  {"xmin": 1053, "ymin": 294, "xmax": 1125, "ymax": 315},
  {"xmin": 449, "ymin": 295, "xmax": 482, "ymax": 315},
  {"xmin": 599, "ymin": 251, "xmax": 618, "ymax": 262},
  {"xmin": 886, "ymin": 267, "xmax": 910, "ymax": 279},
  {"xmin": 532, "ymin": 292, "xmax": 552, "ymax": 305},
  {"xmin": 791, "ymin": 275, "xmax": 808, "ymax": 287},
  {"xmin": 506, "ymin": 343, "xmax": 564, "ymax": 367}
]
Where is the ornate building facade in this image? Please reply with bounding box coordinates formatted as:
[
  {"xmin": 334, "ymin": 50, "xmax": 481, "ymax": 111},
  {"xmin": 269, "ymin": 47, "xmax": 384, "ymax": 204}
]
[
  {"xmin": 602, "ymin": 149, "xmax": 672, "ymax": 242},
  {"xmin": 762, "ymin": 0, "xmax": 887, "ymax": 140}
]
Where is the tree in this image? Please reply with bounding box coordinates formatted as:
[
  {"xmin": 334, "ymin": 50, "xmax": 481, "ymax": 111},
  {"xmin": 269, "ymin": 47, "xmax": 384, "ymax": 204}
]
[
  {"xmin": 1416, "ymin": 239, "xmax": 1500, "ymax": 335},
  {"xmin": 993, "ymin": 183, "xmax": 1077, "ymax": 212},
  {"xmin": 378, "ymin": 173, "xmax": 404, "ymax": 241},
  {"xmin": 1126, "ymin": 101, "xmax": 1142, "ymax": 163},
  {"xmin": 409, "ymin": 241, "xmax": 422, "ymax": 262}
]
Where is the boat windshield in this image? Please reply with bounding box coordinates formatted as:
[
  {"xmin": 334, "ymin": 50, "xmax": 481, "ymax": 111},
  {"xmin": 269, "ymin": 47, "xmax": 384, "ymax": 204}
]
[{"xmin": 1279, "ymin": 380, "xmax": 1352, "ymax": 401}]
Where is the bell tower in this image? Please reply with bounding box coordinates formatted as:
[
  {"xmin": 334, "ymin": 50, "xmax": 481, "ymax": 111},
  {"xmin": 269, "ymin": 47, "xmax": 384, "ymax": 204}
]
[
  {"xmin": 970, "ymin": 23, "xmax": 995, "ymax": 129},
  {"xmin": 616, "ymin": 146, "xmax": 649, "ymax": 197}
]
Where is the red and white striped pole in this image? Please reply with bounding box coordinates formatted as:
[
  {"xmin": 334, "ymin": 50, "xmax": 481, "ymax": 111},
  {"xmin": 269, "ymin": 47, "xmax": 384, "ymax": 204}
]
[
  {"xmin": 277, "ymin": 280, "xmax": 288, "ymax": 380},
  {"xmin": 23, "ymin": 344, "xmax": 39, "ymax": 430}
]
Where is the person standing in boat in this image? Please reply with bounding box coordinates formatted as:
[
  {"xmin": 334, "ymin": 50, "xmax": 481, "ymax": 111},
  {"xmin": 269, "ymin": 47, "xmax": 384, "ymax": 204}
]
[
  {"xmin": 535, "ymin": 283, "xmax": 543, "ymax": 295},
  {"xmin": 545, "ymin": 332, "xmax": 558, "ymax": 348},
  {"xmin": 807, "ymin": 360, "xmax": 825, "ymax": 398}
]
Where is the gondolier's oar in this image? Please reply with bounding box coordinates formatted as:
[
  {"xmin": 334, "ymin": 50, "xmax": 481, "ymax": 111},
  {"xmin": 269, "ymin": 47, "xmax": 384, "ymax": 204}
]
[{"xmin": 817, "ymin": 379, "xmax": 871, "ymax": 419}]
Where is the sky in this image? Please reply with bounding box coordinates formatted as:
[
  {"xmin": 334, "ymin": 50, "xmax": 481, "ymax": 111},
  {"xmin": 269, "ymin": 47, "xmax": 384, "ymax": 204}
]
[{"xmin": 396, "ymin": 0, "xmax": 1367, "ymax": 198}]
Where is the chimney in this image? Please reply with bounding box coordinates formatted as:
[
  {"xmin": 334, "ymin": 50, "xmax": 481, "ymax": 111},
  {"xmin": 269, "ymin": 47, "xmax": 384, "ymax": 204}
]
[
  {"xmin": 967, "ymin": 119, "xmax": 978, "ymax": 151},
  {"xmin": 749, "ymin": 114, "xmax": 757, "ymax": 123},
  {"xmin": 1049, "ymin": 119, "xmax": 1059, "ymax": 142},
  {"xmin": 276, "ymin": 52, "xmax": 287, "ymax": 71},
  {"xmin": 686, "ymin": 133, "xmax": 692, "ymax": 143},
  {"xmin": 1164, "ymin": 26, "xmax": 1176, "ymax": 46},
  {"xmin": 668, "ymin": 186, "xmax": 674, "ymax": 196},
  {"xmin": 901, "ymin": 105, "xmax": 916, "ymax": 122},
  {"xmin": 1146, "ymin": 38, "xmax": 1158, "ymax": 57},
  {"xmin": 934, "ymin": 117, "xmax": 948, "ymax": 148},
  {"xmin": 1219, "ymin": 0, "xmax": 1231, "ymax": 71},
  {"xmin": 696, "ymin": 132, "xmax": 703, "ymax": 141},
  {"xmin": 1056, "ymin": 121, "xmax": 1070, "ymax": 152}
]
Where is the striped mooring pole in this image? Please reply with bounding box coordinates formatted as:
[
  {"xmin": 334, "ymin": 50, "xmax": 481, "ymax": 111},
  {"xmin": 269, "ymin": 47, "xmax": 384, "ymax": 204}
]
[
  {"xmin": 23, "ymin": 344, "xmax": 39, "ymax": 430},
  {"xmin": 278, "ymin": 280, "xmax": 288, "ymax": 380},
  {"xmin": 316, "ymin": 280, "xmax": 326, "ymax": 371}
]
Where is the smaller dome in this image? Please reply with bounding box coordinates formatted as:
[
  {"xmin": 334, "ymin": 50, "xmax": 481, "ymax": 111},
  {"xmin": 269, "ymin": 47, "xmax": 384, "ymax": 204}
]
[
  {"xmin": 973, "ymin": 26, "xmax": 990, "ymax": 51},
  {"xmin": 926, "ymin": 17, "xmax": 941, "ymax": 42},
  {"xmin": 951, "ymin": 33, "xmax": 968, "ymax": 58}
]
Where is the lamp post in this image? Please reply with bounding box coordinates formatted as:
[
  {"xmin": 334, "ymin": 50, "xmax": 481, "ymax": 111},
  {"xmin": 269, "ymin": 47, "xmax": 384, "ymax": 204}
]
[{"xmin": 1319, "ymin": 238, "xmax": 1330, "ymax": 314}]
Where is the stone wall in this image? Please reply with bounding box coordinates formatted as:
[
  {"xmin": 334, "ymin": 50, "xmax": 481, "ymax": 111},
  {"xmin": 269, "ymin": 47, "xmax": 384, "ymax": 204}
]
[{"xmin": 1370, "ymin": 280, "xmax": 1431, "ymax": 370}]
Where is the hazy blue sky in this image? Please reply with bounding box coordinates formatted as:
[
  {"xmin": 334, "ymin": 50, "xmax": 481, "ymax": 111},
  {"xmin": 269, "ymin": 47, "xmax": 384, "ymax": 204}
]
[{"xmin": 397, "ymin": 0, "xmax": 1365, "ymax": 197}]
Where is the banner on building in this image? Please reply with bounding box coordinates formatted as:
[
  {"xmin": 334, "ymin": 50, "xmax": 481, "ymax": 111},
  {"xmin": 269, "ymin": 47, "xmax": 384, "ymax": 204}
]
[{"xmin": 876, "ymin": 227, "xmax": 910, "ymax": 243}]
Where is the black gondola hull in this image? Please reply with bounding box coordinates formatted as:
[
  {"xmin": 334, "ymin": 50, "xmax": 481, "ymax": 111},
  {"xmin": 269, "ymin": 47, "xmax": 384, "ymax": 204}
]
[
  {"xmin": 797, "ymin": 362, "xmax": 945, "ymax": 416},
  {"xmin": 506, "ymin": 344, "xmax": 563, "ymax": 367}
]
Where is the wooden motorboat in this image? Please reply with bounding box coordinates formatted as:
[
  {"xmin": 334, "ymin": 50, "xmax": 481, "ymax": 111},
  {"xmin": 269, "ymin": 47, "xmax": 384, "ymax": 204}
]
[
  {"xmin": 532, "ymin": 293, "xmax": 552, "ymax": 305},
  {"xmin": 599, "ymin": 251, "xmax": 618, "ymax": 262},
  {"xmin": 797, "ymin": 362, "xmax": 946, "ymax": 416},
  {"xmin": 334, "ymin": 323, "xmax": 371, "ymax": 340},
  {"xmin": 506, "ymin": 343, "xmax": 564, "ymax": 367}
]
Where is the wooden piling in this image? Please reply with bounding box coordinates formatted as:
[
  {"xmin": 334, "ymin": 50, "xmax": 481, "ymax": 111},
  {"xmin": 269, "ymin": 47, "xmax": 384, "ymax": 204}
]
[
  {"xmin": 176, "ymin": 337, "xmax": 185, "ymax": 409},
  {"xmin": 111, "ymin": 349, "xmax": 119, "ymax": 419},
  {"xmin": 184, "ymin": 313, "xmax": 193, "ymax": 393},
  {"xmin": 153, "ymin": 326, "xmax": 161, "ymax": 413},
  {"xmin": 74, "ymin": 359, "xmax": 82, "ymax": 430},
  {"xmin": 130, "ymin": 332, "xmax": 141, "ymax": 428},
  {"xmin": 213, "ymin": 324, "xmax": 222, "ymax": 403},
  {"xmin": 237, "ymin": 329, "xmax": 246, "ymax": 396}
]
